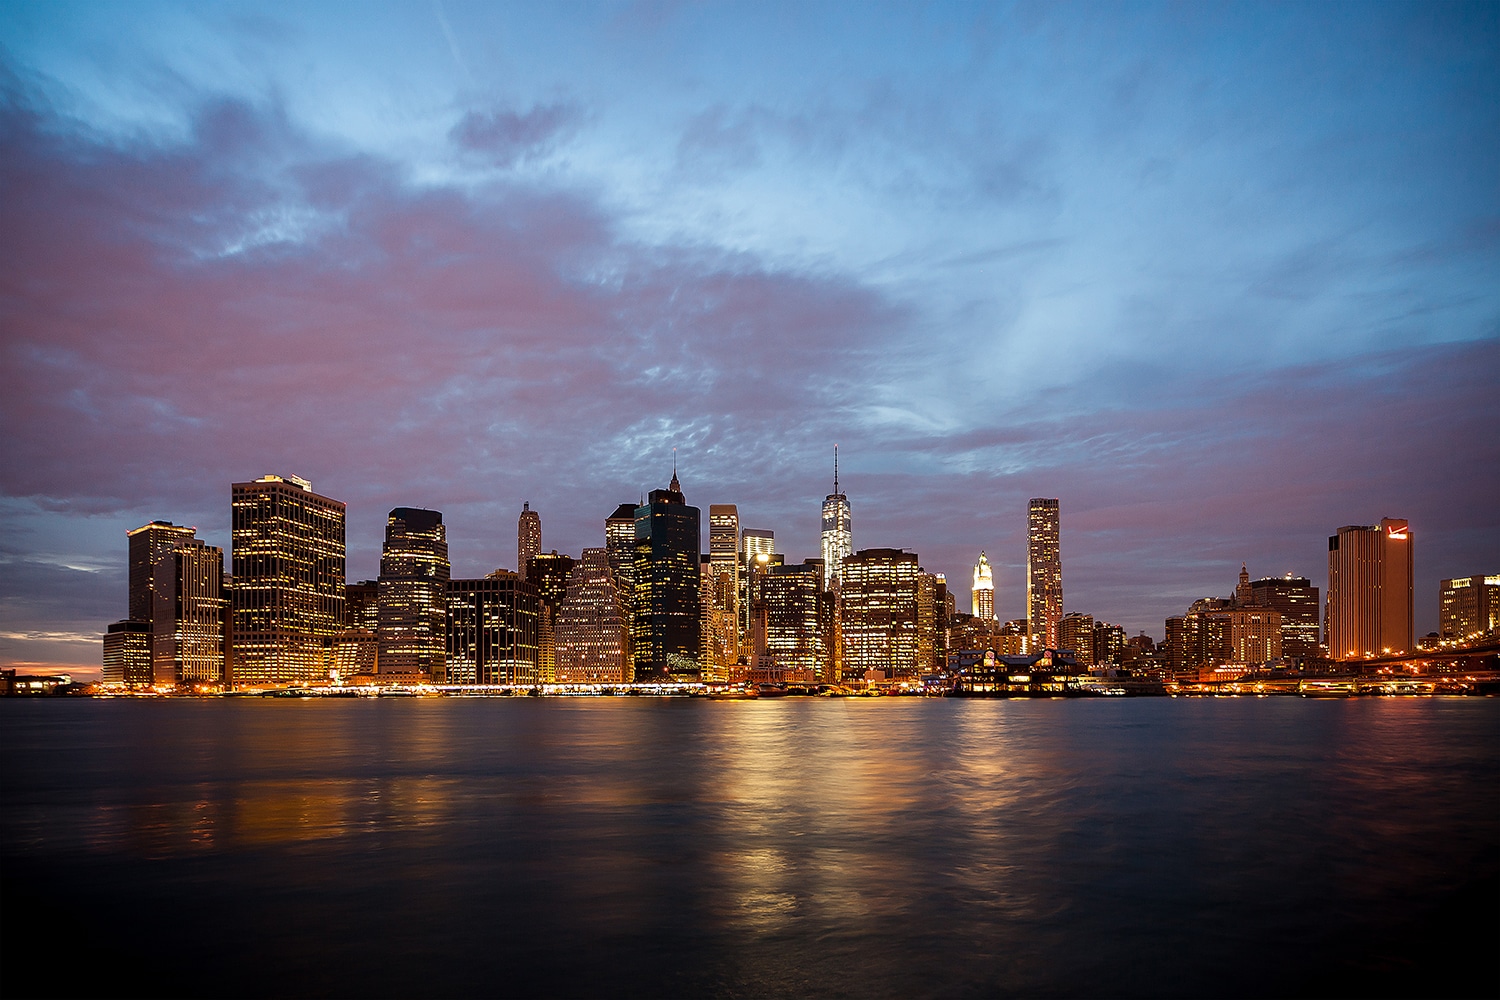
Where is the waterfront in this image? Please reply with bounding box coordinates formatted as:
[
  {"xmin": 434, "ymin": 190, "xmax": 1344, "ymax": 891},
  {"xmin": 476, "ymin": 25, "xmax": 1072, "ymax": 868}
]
[{"xmin": 3, "ymin": 698, "xmax": 1496, "ymax": 998}]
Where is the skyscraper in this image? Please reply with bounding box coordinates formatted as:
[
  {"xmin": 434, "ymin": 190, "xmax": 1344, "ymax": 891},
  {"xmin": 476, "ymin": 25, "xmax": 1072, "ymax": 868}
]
[
  {"xmin": 971, "ymin": 551, "xmax": 994, "ymax": 620},
  {"xmin": 126, "ymin": 520, "xmax": 198, "ymax": 665},
  {"xmin": 709, "ymin": 504, "xmax": 741, "ymax": 659},
  {"xmin": 378, "ymin": 507, "xmax": 451, "ymax": 680},
  {"xmin": 1241, "ymin": 574, "xmax": 1321, "ymax": 658},
  {"xmin": 839, "ymin": 547, "xmax": 920, "ymax": 682},
  {"xmin": 1440, "ymin": 575, "xmax": 1500, "ymax": 642},
  {"xmin": 152, "ymin": 539, "xmax": 226, "ymax": 687},
  {"xmin": 739, "ymin": 528, "xmax": 775, "ymax": 647},
  {"xmin": 1327, "ymin": 518, "xmax": 1413, "ymax": 658},
  {"xmin": 1059, "ymin": 611, "xmax": 1094, "ymax": 667},
  {"xmin": 518, "ymin": 501, "xmax": 541, "ymax": 577},
  {"xmin": 231, "ymin": 475, "xmax": 346, "ymax": 688},
  {"xmin": 447, "ymin": 572, "xmax": 540, "ymax": 685},
  {"xmin": 1027, "ymin": 498, "xmax": 1062, "ymax": 653},
  {"xmin": 102, "ymin": 619, "xmax": 152, "ymax": 688},
  {"xmin": 527, "ymin": 550, "xmax": 575, "ymax": 682},
  {"xmin": 821, "ymin": 446, "xmax": 853, "ymax": 590},
  {"xmin": 761, "ymin": 560, "xmax": 829, "ymax": 679},
  {"xmin": 555, "ymin": 547, "xmax": 630, "ymax": 683},
  {"xmin": 632, "ymin": 468, "xmax": 702, "ymax": 680},
  {"xmin": 605, "ymin": 502, "xmax": 638, "ymax": 626}
]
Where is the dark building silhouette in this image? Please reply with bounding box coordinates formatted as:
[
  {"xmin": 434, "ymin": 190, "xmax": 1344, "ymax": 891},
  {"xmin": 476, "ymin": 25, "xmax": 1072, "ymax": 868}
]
[
  {"xmin": 447, "ymin": 573, "xmax": 540, "ymax": 685},
  {"xmin": 631, "ymin": 469, "xmax": 701, "ymax": 680},
  {"xmin": 378, "ymin": 507, "xmax": 451, "ymax": 680}
]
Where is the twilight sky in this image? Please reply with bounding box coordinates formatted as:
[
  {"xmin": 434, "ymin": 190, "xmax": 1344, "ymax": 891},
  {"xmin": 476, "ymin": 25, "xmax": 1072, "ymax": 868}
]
[{"xmin": 2, "ymin": 1, "xmax": 1498, "ymax": 677}]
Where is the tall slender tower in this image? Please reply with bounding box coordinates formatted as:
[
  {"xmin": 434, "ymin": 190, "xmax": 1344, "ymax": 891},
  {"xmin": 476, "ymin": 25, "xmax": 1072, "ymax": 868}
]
[
  {"xmin": 517, "ymin": 502, "xmax": 541, "ymax": 578},
  {"xmin": 972, "ymin": 550, "xmax": 995, "ymax": 620},
  {"xmin": 820, "ymin": 445, "xmax": 853, "ymax": 590},
  {"xmin": 378, "ymin": 507, "xmax": 451, "ymax": 679},
  {"xmin": 1027, "ymin": 498, "xmax": 1062, "ymax": 654},
  {"xmin": 1327, "ymin": 518, "xmax": 1412, "ymax": 658},
  {"xmin": 708, "ymin": 504, "xmax": 741, "ymax": 660},
  {"xmin": 231, "ymin": 475, "xmax": 346, "ymax": 688}
]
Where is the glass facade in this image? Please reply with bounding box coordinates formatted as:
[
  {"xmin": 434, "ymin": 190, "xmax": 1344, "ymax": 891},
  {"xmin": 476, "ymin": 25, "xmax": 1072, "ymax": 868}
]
[
  {"xmin": 1027, "ymin": 498, "xmax": 1062, "ymax": 654},
  {"xmin": 378, "ymin": 507, "xmax": 451, "ymax": 680}
]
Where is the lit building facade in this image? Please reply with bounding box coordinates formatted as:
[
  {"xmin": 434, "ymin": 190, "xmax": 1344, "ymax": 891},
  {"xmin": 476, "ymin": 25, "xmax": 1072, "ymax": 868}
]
[
  {"xmin": 556, "ymin": 548, "xmax": 630, "ymax": 683},
  {"xmin": 517, "ymin": 502, "xmax": 541, "ymax": 578},
  {"xmin": 971, "ymin": 551, "xmax": 994, "ymax": 620},
  {"xmin": 1092, "ymin": 622, "xmax": 1126, "ymax": 666},
  {"xmin": 377, "ymin": 508, "xmax": 451, "ymax": 681},
  {"xmin": 708, "ymin": 503, "xmax": 741, "ymax": 661},
  {"xmin": 761, "ymin": 560, "xmax": 829, "ymax": 679},
  {"xmin": 739, "ymin": 528, "xmax": 775, "ymax": 646},
  {"xmin": 527, "ymin": 551, "xmax": 575, "ymax": 682},
  {"xmin": 1242, "ymin": 575, "xmax": 1321, "ymax": 658},
  {"xmin": 1327, "ymin": 518, "xmax": 1413, "ymax": 658},
  {"xmin": 1059, "ymin": 611, "xmax": 1094, "ymax": 667},
  {"xmin": 632, "ymin": 472, "xmax": 702, "ymax": 680},
  {"xmin": 102, "ymin": 619, "xmax": 152, "ymax": 688},
  {"xmin": 446, "ymin": 573, "xmax": 540, "ymax": 685},
  {"xmin": 1027, "ymin": 498, "xmax": 1062, "ymax": 653},
  {"xmin": 1440, "ymin": 575, "xmax": 1500, "ymax": 642},
  {"xmin": 700, "ymin": 554, "xmax": 739, "ymax": 682},
  {"xmin": 820, "ymin": 446, "xmax": 852, "ymax": 590},
  {"xmin": 127, "ymin": 520, "xmax": 198, "ymax": 664},
  {"xmin": 230, "ymin": 475, "xmax": 346, "ymax": 688},
  {"xmin": 839, "ymin": 548, "xmax": 920, "ymax": 681},
  {"xmin": 152, "ymin": 539, "xmax": 227, "ymax": 687},
  {"xmin": 605, "ymin": 503, "xmax": 638, "ymax": 627}
]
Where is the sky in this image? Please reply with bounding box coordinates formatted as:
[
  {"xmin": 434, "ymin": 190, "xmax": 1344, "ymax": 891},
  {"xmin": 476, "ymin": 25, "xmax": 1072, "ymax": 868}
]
[{"xmin": 1, "ymin": 0, "xmax": 1497, "ymax": 679}]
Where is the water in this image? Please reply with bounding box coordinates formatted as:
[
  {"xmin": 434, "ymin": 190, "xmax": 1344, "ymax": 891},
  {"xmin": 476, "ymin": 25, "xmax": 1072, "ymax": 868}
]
[{"xmin": 2, "ymin": 697, "xmax": 1496, "ymax": 998}]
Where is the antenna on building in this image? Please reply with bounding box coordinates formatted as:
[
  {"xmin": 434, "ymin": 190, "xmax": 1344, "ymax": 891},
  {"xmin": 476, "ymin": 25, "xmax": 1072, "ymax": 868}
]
[{"xmin": 834, "ymin": 443, "xmax": 840, "ymax": 495}]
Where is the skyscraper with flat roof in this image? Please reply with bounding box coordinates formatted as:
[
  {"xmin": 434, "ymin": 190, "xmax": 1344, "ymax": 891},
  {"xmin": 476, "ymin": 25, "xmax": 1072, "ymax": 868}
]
[
  {"xmin": 556, "ymin": 547, "xmax": 630, "ymax": 683},
  {"xmin": 378, "ymin": 507, "xmax": 451, "ymax": 680},
  {"xmin": 447, "ymin": 572, "xmax": 540, "ymax": 685},
  {"xmin": 709, "ymin": 504, "xmax": 740, "ymax": 662},
  {"xmin": 518, "ymin": 502, "xmax": 541, "ymax": 578},
  {"xmin": 152, "ymin": 539, "xmax": 226, "ymax": 687},
  {"xmin": 231, "ymin": 475, "xmax": 346, "ymax": 688},
  {"xmin": 1327, "ymin": 518, "xmax": 1413, "ymax": 658},
  {"xmin": 821, "ymin": 446, "xmax": 852, "ymax": 590},
  {"xmin": 1439, "ymin": 575, "xmax": 1499, "ymax": 643},
  {"xmin": 839, "ymin": 547, "xmax": 920, "ymax": 681},
  {"xmin": 1027, "ymin": 498, "xmax": 1062, "ymax": 653}
]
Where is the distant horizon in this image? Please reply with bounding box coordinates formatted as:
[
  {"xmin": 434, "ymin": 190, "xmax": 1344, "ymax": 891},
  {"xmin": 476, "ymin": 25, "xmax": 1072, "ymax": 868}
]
[{"xmin": 3, "ymin": 2, "xmax": 1496, "ymax": 677}]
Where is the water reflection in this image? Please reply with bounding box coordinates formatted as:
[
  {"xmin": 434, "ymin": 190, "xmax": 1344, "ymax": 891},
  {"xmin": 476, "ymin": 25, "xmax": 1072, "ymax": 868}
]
[{"xmin": 2, "ymin": 697, "xmax": 1496, "ymax": 998}]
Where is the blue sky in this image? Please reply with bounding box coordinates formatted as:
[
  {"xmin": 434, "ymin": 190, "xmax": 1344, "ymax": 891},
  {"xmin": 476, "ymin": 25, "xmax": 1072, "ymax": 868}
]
[{"xmin": 1, "ymin": 1, "xmax": 1497, "ymax": 675}]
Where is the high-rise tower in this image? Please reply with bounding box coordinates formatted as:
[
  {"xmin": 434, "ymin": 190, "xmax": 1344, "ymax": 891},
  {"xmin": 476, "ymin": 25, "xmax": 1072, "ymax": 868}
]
[
  {"xmin": 1027, "ymin": 498, "xmax": 1062, "ymax": 654},
  {"xmin": 708, "ymin": 504, "xmax": 741, "ymax": 664},
  {"xmin": 152, "ymin": 539, "xmax": 226, "ymax": 687},
  {"xmin": 378, "ymin": 507, "xmax": 451, "ymax": 680},
  {"xmin": 1327, "ymin": 518, "xmax": 1413, "ymax": 658},
  {"xmin": 821, "ymin": 446, "xmax": 853, "ymax": 590},
  {"xmin": 231, "ymin": 475, "xmax": 346, "ymax": 688},
  {"xmin": 972, "ymin": 551, "xmax": 994, "ymax": 620},
  {"xmin": 517, "ymin": 501, "xmax": 541, "ymax": 578},
  {"xmin": 632, "ymin": 465, "xmax": 702, "ymax": 680}
]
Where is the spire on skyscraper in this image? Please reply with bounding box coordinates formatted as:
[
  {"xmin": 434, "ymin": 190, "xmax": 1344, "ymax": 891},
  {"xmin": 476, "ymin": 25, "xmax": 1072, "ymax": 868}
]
[{"xmin": 670, "ymin": 448, "xmax": 680, "ymax": 494}]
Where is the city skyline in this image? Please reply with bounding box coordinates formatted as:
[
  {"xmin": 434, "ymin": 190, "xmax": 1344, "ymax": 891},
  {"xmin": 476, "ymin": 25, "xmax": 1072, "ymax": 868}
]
[{"xmin": 2, "ymin": 3, "xmax": 1498, "ymax": 677}]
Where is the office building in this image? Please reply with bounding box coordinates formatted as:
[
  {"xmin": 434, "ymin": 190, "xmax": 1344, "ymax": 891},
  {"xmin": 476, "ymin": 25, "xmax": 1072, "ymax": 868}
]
[
  {"xmin": 1092, "ymin": 622, "xmax": 1126, "ymax": 667},
  {"xmin": 230, "ymin": 475, "xmax": 346, "ymax": 687},
  {"xmin": 971, "ymin": 551, "xmax": 994, "ymax": 620},
  {"xmin": 632, "ymin": 469, "xmax": 702, "ymax": 680},
  {"xmin": 820, "ymin": 446, "xmax": 852, "ymax": 589},
  {"xmin": 527, "ymin": 551, "xmax": 575, "ymax": 683},
  {"xmin": 1241, "ymin": 574, "xmax": 1321, "ymax": 658},
  {"xmin": 102, "ymin": 619, "xmax": 152, "ymax": 688},
  {"xmin": 1059, "ymin": 611, "xmax": 1094, "ymax": 668},
  {"xmin": 378, "ymin": 508, "xmax": 451, "ymax": 681},
  {"xmin": 605, "ymin": 502, "xmax": 638, "ymax": 623},
  {"xmin": 701, "ymin": 554, "xmax": 738, "ymax": 682},
  {"xmin": 556, "ymin": 548, "xmax": 630, "ymax": 684},
  {"xmin": 345, "ymin": 581, "xmax": 379, "ymax": 631},
  {"xmin": 152, "ymin": 539, "xmax": 227, "ymax": 687},
  {"xmin": 518, "ymin": 502, "xmax": 541, "ymax": 577},
  {"xmin": 761, "ymin": 560, "xmax": 829, "ymax": 680},
  {"xmin": 446, "ymin": 573, "xmax": 540, "ymax": 685},
  {"xmin": 1440, "ymin": 575, "xmax": 1500, "ymax": 642},
  {"xmin": 708, "ymin": 504, "xmax": 741, "ymax": 660},
  {"xmin": 739, "ymin": 528, "xmax": 775, "ymax": 646},
  {"xmin": 127, "ymin": 520, "xmax": 198, "ymax": 663},
  {"xmin": 1027, "ymin": 498, "xmax": 1062, "ymax": 653},
  {"xmin": 1327, "ymin": 518, "xmax": 1413, "ymax": 658},
  {"xmin": 839, "ymin": 548, "xmax": 921, "ymax": 681}
]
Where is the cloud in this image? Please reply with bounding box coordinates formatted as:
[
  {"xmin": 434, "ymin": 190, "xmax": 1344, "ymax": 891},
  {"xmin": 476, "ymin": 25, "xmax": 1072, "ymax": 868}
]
[{"xmin": 449, "ymin": 102, "xmax": 583, "ymax": 167}]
